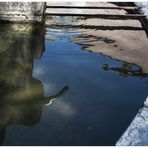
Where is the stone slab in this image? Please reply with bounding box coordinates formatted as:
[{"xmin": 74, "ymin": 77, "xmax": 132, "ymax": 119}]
[
  {"xmin": 0, "ymin": 2, "xmax": 46, "ymax": 22},
  {"xmin": 116, "ymin": 96, "xmax": 148, "ymax": 146}
]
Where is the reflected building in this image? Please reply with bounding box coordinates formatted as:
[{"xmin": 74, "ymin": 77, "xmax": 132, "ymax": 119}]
[
  {"xmin": 0, "ymin": 23, "xmax": 68, "ymax": 145},
  {"xmin": 0, "ymin": 23, "xmax": 45, "ymax": 145}
]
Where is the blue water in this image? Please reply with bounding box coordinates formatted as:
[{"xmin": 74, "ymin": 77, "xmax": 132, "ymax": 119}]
[{"xmin": 1, "ymin": 25, "xmax": 148, "ymax": 146}]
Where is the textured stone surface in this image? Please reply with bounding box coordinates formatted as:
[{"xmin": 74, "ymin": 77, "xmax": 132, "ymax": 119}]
[
  {"xmin": 116, "ymin": 96, "xmax": 148, "ymax": 146},
  {"xmin": 0, "ymin": 2, "xmax": 46, "ymax": 22}
]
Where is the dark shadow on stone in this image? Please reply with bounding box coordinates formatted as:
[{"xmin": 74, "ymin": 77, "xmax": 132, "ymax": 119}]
[
  {"xmin": 110, "ymin": 2, "xmax": 148, "ymax": 37},
  {"xmin": 46, "ymin": 24, "xmax": 143, "ymax": 31}
]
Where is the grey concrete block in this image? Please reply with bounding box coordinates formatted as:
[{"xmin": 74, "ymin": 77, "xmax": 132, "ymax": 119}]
[
  {"xmin": 0, "ymin": 2, "xmax": 46, "ymax": 22},
  {"xmin": 116, "ymin": 96, "xmax": 148, "ymax": 146}
]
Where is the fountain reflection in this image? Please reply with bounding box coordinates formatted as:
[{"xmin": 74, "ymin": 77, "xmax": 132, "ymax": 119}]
[{"xmin": 0, "ymin": 23, "xmax": 68, "ymax": 145}]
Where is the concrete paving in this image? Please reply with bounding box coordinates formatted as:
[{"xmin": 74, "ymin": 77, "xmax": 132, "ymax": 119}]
[{"xmin": 116, "ymin": 96, "xmax": 148, "ymax": 146}]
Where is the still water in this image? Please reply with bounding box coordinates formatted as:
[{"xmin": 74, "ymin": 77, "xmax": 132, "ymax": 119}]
[{"xmin": 0, "ymin": 21, "xmax": 148, "ymax": 146}]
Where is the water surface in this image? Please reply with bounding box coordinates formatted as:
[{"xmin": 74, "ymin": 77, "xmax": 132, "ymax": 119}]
[{"xmin": 0, "ymin": 22, "xmax": 148, "ymax": 146}]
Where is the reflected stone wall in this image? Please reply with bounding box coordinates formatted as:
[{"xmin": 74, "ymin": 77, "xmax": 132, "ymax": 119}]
[
  {"xmin": 0, "ymin": 23, "xmax": 45, "ymax": 102},
  {"xmin": 0, "ymin": 23, "xmax": 45, "ymax": 145}
]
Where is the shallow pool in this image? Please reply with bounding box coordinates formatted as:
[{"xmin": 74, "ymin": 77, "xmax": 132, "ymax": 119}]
[{"xmin": 0, "ymin": 22, "xmax": 148, "ymax": 146}]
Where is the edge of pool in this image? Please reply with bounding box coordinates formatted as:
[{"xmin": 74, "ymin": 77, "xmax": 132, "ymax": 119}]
[{"xmin": 116, "ymin": 96, "xmax": 148, "ymax": 146}]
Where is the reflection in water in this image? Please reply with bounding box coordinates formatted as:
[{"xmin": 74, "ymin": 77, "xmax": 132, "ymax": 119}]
[
  {"xmin": 1, "ymin": 6, "xmax": 148, "ymax": 145},
  {"xmin": 70, "ymin": 33, "xmax": 116, "ymax": 49},
  {"xmin": 71, "ymin": 34, "xmax": 116, "ymax": 44},
  {"xmin": 33, "ymin": 24, "xmax": 147, "ymax": 145},
  {"xmin": 0, "ymin": 23, "xmax": 68, "ymax": 145},
  {"xmin": 102, "ymin": 63, "xmax": 148, "ymax": 78},
  {"xmin": 47, "ymin": 13, "xmax": 148, "ymax": 75}
]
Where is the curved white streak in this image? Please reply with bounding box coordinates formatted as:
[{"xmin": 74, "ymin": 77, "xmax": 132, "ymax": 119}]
[{"xmin": 45, "ymin": 98, "xmax": 56, "ymax": 106}]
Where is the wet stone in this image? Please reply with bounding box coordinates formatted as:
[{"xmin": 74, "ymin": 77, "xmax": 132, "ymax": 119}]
[{"xmin": 116, "ymin": 97, "xmax": 148, "ymax": 146}]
